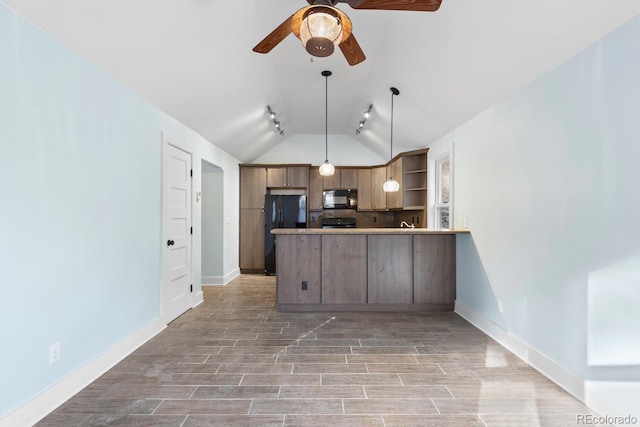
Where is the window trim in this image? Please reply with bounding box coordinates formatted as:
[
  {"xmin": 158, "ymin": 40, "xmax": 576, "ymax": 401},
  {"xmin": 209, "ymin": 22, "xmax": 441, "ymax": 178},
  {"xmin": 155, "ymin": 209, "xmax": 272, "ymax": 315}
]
[{"xmin": 428, "ymin": 144, "xmax": 453, "ymax": 229}]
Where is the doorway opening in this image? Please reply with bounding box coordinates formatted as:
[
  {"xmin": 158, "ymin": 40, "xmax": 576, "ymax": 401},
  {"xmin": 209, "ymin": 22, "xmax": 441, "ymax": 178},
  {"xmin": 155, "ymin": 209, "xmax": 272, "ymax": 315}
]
[{"xmin": 201, "ymin": 160, "xmax": 224, "ymax": 284}]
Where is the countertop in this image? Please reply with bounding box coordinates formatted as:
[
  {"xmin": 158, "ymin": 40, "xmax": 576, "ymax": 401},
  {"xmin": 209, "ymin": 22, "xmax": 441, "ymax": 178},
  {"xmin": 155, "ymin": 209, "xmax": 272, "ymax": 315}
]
[{"xmin": 271, "ymin": 228, "xmax": 470, "ymax": 235}]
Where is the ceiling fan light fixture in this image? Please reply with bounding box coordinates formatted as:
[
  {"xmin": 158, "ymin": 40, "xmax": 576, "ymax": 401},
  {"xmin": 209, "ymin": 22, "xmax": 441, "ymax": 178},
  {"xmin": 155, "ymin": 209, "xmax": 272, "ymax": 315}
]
[{"xmin": 300, "ymin": 7, "xmax": 342, "ymax": 57}]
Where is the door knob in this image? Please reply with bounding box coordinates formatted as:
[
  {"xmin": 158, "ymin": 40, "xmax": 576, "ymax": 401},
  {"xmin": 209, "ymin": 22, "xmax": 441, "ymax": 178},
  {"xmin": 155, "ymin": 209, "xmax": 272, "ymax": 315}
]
[{"xmin": 167, "ymin": 240, "xmax": 175, "ymax": 246}]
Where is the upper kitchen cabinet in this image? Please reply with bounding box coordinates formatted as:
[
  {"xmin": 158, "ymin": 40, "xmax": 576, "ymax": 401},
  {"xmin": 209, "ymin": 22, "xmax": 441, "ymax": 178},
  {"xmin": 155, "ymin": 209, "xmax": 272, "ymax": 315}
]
[
  {"xmin": 240, "ymin": 166, "xmax": 267, "ymax": 209},
  {"xmin": 308, "ymin": 167, "xmax": 323, "ymax": 211},
  {"xmin": 323, "ymin": 168, "xmax": 358, "ymax": 189},
  {"xmin": 371, "ymin": 166, "xmax": 387, "ymax": 210},
  {"xmin": 402, "ymin": 150, "xmax": 428, "ymax": 210},
  {"xmin": 267, "ymin": 166, "xmax": 309, "ymax": 188},
  {"xmin": 357, "ymin": 169, "xmax": 372, "ymax": 211},
  {"xmin": 386, "ymin": 158, "xmax": 404, "ymax": 210}
]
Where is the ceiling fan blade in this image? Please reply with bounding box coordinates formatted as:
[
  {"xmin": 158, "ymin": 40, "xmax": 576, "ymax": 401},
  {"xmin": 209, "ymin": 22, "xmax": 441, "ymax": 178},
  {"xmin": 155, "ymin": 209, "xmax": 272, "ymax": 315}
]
[
  {"xmin": 339, "ymin": 33, "xmax": 366, "ymax": 66},
  {"xmin": 342, "ymin": 0, "xmax": 442, "ymax": 12},
  {"xmin": 253, "ymin": 15, "xmax": 295, "ymax": 54}
]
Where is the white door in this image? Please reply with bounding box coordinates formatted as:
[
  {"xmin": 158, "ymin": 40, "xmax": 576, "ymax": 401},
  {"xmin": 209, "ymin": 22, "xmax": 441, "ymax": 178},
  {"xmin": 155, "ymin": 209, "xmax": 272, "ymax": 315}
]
[{"xmin": 163, "ymin": 139, "xmax": 192, "ymax": 323}]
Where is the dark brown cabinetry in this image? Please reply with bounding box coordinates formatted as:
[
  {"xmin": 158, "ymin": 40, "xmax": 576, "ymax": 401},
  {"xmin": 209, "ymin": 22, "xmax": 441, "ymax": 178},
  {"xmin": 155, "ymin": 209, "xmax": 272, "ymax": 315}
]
[
  {"xmin": 239, "ymin": 166, "xmax": 267, "ymax": 272},
  {"xmin": 402, "ymin": 152, "xmax": 428, "ymax": 210},
  {"xmin": 239, "ymin": 164, "xmax": 309, "ymax": 273},
  {"xmin": 276, "ymin": 234, "xmax": 321, "ymax": 304},
  {"xmin": 274, "ymin": 229, "xmax": 460, "ymax": 312},
  {"xmin": 321, "ymin": 235, "xmax": 367, "ymax": 304},
  {"xmin": 267, "ymin": 166, "xmax": 309, "ymax": 188},
  {"xmin": 357, "ymin": 169, "xmax": 372, "ymax": 211},
  {"xmin": 240, "ymin": 167, "xmax": 266, "ymax": 209},
  {"xmin": 323, "ymin": 168, "xmax": 358, "ymax": 189},
  {"xmin": 308, "ymin": 167, "xmax": 324, "ymax": 211},
  {"xmin": 367, "ymin": 235, "xmax": 413, "ymax": 303},
  {"xmin": 371, "ymin": 166, "xmax": 387, "ymax": 210},
  {"xmin": 413, "ymin": 234, "xmax": 455, "ymax": 304}
]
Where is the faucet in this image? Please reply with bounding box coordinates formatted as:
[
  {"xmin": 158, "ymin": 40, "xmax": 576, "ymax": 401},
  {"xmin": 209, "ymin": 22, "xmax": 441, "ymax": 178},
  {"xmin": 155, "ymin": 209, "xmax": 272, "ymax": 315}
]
[{"xmin": 400, "ymin": 221, "xmax": 415, "ymax": 228}]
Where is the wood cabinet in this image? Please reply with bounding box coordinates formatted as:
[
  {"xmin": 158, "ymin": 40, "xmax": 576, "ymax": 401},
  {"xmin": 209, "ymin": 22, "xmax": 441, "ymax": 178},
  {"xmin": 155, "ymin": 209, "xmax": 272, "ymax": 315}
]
[
  {"xmin": 371, "ymin": 166, "xmax": 387, "ymax": 210},
  {"xmin": 308, "ymin": 167, "xmax": 323, "ymax": 211},
  {"xmin": 322, "ymin": 168, "xmax": 358, "ymax": 189},
  {"xmin": 275, "ymin": 234, "xmax": 321, "ymax": 304},
  {"xmin": 239, "ymin": 208, "xmax": 265, "ymax": 272},
  {"xmin": 413, "ymin": 235, "xmax": 455, "ymax": 304},
  {"xmin": 240, "ymin": 166, "xmax": 266, "ymax": 209},
  {"xmin": 402, "ymin": 152, "xmax": 428, "ymax": 210},
  {"xmin": 267, "ymin": 166, "xmax": 309, "ymax": 188},
  {"xmin": 273, "ymin": 229, "xmax": 461, "ymax": 311},
  {"xmin": 357, "ymin": 169, "xmax": 372, "ymax": 211},
  {"xmin": 386, "ymin": 158, "xmax": 404, "ymax": 209},
  {"xmin": 321, "ymin": 235, "xmax": 367, "ymax": 304},
  {"xmin": 367, "ymin": 235, "xmax": 413, "ymax": 303}
]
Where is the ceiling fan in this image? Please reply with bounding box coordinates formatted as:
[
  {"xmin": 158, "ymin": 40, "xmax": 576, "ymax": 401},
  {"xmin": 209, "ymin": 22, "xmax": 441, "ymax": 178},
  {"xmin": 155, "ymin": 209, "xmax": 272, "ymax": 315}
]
[{"xmin": 253, "ymin": 0, "xmax": 442, "ymax": 66}]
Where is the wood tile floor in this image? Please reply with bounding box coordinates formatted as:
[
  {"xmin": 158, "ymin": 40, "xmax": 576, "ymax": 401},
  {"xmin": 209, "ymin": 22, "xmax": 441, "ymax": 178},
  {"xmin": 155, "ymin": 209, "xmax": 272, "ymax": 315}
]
[{"xmin": 37, "ymin": 274, "xmax": 601, "ymax": 426}]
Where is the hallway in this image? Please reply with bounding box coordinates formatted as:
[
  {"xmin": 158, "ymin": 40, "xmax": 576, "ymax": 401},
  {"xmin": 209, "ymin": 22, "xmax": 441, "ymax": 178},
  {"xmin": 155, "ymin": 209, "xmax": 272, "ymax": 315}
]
[{"xmin": 37, "ymin": 275, "xmax": 598, "ymax": 426}]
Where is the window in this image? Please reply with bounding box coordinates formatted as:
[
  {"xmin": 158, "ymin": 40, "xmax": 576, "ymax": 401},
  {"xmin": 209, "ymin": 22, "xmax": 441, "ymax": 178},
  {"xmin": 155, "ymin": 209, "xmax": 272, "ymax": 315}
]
[{"xmin": 434, "ymin": 157, "xmax": 450, "ymax": 229}]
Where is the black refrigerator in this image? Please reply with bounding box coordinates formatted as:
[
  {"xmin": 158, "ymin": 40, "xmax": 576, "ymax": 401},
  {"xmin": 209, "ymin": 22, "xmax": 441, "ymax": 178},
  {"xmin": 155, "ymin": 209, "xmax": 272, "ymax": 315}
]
[{"xmin": 264, "ymin": 194, "xmax": 307, "ymax": 275}]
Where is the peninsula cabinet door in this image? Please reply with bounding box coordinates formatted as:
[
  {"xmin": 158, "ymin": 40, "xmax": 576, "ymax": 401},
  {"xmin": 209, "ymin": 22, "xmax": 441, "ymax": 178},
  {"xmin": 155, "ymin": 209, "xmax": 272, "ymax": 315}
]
[
  {"xmin": 367, "ymin": 235, "xmax": 413, "ymax": 303},
  {"xmin": 413, "ymin": 235, "xmax": 455, "ymax": 304},
  {"xmin": 276, "ymin": 235, "xmax": 321, "ymax": 304},
  {"xmin": 321, "ymin": 235, "xmax": 367, "ymax": 304}
]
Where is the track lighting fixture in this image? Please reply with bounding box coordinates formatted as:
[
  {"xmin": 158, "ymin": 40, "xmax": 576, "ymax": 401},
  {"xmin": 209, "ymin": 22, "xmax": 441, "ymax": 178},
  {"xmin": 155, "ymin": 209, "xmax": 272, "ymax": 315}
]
[
  {"xmin": 266, "ymin": 105, "xmax": 284, "ymax": 135},
  {"xmin": 355, "ymin": 104, "xmax": 373, "ymax": 135}
]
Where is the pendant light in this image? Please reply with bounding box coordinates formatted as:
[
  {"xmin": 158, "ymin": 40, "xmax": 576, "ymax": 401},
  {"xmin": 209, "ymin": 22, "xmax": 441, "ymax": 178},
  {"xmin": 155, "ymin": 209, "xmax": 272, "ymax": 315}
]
[
  {"xmin": 319, "ymin": 70, "xmax": 335, "ymax": 177},
  {"xmin": 383, "ymin": 87, "xmax": 400, "ymax": 192}
]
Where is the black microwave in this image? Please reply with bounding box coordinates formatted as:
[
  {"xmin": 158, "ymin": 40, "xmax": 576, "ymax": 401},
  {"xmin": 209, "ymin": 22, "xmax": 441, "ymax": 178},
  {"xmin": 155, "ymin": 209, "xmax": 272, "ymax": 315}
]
[{"xmin": 322, "ymin": 189, "xmax": 358, "ymax": 209}]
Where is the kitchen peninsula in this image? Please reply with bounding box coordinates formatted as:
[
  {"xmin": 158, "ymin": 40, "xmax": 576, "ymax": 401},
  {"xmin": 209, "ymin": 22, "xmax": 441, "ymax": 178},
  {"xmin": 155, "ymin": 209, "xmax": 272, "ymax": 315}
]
[{"xmin": 272, "ymin": 227, "xmax": 470, "ymax": 312}]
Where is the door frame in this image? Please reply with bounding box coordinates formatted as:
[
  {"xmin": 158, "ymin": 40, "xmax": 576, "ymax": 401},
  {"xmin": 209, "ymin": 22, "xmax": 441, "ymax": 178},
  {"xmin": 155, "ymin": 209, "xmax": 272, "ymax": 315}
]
[{"xmin": 161, "ymin": 131, "xmax": 194, "ymax": 324}]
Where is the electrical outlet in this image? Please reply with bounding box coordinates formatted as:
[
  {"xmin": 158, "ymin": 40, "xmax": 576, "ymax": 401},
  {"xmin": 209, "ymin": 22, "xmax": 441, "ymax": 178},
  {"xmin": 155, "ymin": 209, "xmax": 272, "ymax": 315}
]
[
  {"xmin": 301, "ymin": 281, "xmax": 308, "ymax": 291},
  {"xmin": 49, "ymin": 343, "xmax": 61, "ymax": 364},
  {"xmin": 497, "ymin": 300, "xmax": 504, "ymax": 314}
]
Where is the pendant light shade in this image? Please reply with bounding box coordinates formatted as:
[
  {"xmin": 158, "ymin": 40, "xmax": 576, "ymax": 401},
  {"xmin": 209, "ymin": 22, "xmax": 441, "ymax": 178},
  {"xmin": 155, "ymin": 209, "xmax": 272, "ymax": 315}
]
[
  {"xmin": 319, "ymin": 70, "xmax": 335, "ymax": 177},
  {"xmin": 384, "ymin": 87, "xmax": 400, "ymax": 192},
  {"xmin": 319, "ymin": 160, "xmax": 335, "ymax": 176},
  {"xmin": 383, "ymin": 176, "xmax": 400, "ymax": 192}
]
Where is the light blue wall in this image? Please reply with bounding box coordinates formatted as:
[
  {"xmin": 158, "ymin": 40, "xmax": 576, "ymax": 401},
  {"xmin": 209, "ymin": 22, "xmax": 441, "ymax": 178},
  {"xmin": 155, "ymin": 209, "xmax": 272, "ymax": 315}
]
[
  {"xmin": 0, "ymin": 5, "xmax": 239, "ymax": 418},
  {"xmin": 201, "ymin": 161, "xmax": 224, "ymax": 280},
  {"xmin": 450, "ymin": 14, "xmax": 640, "ymax": 387}
]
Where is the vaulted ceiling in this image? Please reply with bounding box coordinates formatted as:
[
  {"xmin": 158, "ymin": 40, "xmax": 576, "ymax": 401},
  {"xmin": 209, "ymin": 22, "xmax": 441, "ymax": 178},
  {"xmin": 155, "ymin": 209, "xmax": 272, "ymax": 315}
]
[{"xmin": 2, "ymin": 0, "xmax": 638, "ymax": 162}]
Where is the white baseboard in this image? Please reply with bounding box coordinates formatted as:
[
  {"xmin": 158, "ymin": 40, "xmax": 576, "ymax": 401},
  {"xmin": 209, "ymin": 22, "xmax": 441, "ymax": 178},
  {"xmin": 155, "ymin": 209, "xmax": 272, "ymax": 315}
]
[
  {"xmin": 454, "ymin": 300, "xmax": 585, "ymax": 402},
  {"xmin": 585, "ymin": 381, "xmax": 640, "ymax": 420},
  {"xmin": 202, "ymin": 268, "xmax": 240, "ymax": 286},
  {"xmin": 193, "ymin": 290, "xmax": 204, "ymax": 307},
  {"xmin": 0, "ymin": 318, "xmax": 166, "ymax": 427}
]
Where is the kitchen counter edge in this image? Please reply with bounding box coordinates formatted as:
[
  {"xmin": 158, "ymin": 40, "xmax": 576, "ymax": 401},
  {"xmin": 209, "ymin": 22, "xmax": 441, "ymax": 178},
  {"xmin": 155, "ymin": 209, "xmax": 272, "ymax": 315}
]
[{"xmin": 271, "ymin": 228, "xmax": 470, "ymax": 235}]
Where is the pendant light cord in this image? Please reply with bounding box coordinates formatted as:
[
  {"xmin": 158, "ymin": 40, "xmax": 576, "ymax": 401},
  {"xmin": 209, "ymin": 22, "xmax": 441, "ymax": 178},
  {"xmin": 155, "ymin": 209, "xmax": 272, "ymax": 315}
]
[
  {"xmin": 390, "ymin": 90, "xmax": 394, "ymax": 161},
  {"xmin": 389, "ymin": 87, "xmax": 400, "ymax": 161},
  {"xmin": 325, "ymin": 73, "xmax": 328, "ymax": 161}
]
